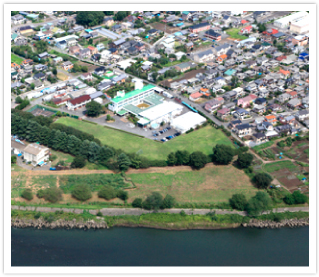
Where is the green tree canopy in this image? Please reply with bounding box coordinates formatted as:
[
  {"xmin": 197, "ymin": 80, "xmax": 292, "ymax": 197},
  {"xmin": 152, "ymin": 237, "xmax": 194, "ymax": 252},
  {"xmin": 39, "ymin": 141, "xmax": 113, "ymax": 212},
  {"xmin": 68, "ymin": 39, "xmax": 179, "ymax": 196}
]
[
  {"xmin": 229, "ymin": 193, "xmax": 248, "ymax": 211},
  {"xmin": 175, "ymin": 150, "xmax": 190, "ymax": 166},
  {"xmin": 71, "ymin": 155, "xmax": 86, "ymax": 168},
  {"xmin": 167, "ymin": 152, "xmax": 177, "ymax": 166},
  {"xmin": 254, "ymin": 172, "xmax": 273, "ymax": 189},
  {"xmin": 246, "ymin": 191, "xmax": 272, "ymax": 217},
  {"xmin": 161, "ymin": 194, "xmax": 175, "ymax": 209},
  {"xmin": 142, "ymin": 192, "xmax": 163, "ymax": 211},
  {"xmin": 189, "ymin": 151, "xmax": 208, "ymax": 169},
  {"xmin": 86, "ymin": 101, "xmax": 103, "ymax": 117},
  {"xmin": 76, "ymin": 11, "xmax": 105, "ymax": 27},
  {"xmin": 213, "ymin": 144, "xmax": 234, "ymax": 165},
  {"xmin": 21, "ymin": 189, "xmax": 33, "ymax": 201},
  {"xmin": 98, "ymin": 186, "xmax": 117, "ymax": 200},
  {"xmin": 237, "ymin": 152, "xmax": 254, "ymax": 168},
  {"xmin": 132, "ymin": 198, "xmax": 143, "ymax": 208},
  {"xmin": 118, "ymin": 153, "xmax": 131, "ymax": 171}
]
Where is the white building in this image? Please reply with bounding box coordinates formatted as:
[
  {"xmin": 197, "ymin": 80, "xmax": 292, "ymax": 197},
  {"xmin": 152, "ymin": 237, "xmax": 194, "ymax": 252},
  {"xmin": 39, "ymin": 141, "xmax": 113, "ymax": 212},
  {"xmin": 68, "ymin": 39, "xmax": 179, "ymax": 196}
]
[
  {"xmin": 160, "ymin": 37, "xmax": 175, "ymax": 48},
  {"xmin": 23, "ymin": 144, "xmax": 50, "ymax": 166},
  {"xmin": 290, "ymin": 17, "xmax": 309, "ymax": 34},
  {"xmin": 116, "ymin": 59, "xmax": 137, "ymax": 70},
  {"xmin": 171, "ymin": 112, "xmax": 207, "ymax": 134},
  {"xmin": 274, "ymin": 12, "xmax": 308, "ymax": 28},
  {"xmin": 138, "ymin": 101, "xmax": 183, "ymax": 125}
]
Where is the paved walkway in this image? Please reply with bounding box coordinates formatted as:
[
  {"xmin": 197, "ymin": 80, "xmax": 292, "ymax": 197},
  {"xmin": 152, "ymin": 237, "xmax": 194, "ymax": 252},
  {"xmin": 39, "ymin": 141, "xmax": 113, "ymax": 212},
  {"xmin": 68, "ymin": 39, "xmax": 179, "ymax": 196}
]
[{"xmin": 11, "ymin": 205, "xmax": 308, "ymax": 217}]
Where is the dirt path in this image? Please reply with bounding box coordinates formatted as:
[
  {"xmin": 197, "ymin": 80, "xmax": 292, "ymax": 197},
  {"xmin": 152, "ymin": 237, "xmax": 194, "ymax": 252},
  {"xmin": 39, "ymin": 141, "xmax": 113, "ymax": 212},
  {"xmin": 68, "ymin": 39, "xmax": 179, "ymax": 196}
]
[{"xmin": 56, "ymin": 176, "xmax": 60, "ymax": 188}]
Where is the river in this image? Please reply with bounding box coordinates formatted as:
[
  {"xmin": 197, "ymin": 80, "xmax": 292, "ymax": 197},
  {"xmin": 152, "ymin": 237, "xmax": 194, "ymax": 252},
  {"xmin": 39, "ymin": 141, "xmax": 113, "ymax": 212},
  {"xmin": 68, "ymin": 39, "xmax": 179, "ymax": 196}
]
[{"xmin": 11, "ymin": 227, "xmax": 309, "ymax": 266}]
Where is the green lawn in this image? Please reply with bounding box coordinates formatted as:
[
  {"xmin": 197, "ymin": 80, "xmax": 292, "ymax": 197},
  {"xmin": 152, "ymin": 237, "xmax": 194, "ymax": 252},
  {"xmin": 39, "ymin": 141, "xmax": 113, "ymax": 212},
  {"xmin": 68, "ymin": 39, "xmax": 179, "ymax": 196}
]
[
  {"xmin": 264, "ymin": 161, "xmax": 298, "ymax": 173},
  {"xmin": 56, "ymin": 117, "xmax": 234, "ymax": 160},
  {"xmin": 225, "ymin": 28, "xmax": 248, "ymax": 40},
  {"xmin": 11, "ymin": 53, "xmax": 24, "ymax": 64},
  {"xmin": 128, "ymin": 165, "xmax": 258, "ymax": 204}
]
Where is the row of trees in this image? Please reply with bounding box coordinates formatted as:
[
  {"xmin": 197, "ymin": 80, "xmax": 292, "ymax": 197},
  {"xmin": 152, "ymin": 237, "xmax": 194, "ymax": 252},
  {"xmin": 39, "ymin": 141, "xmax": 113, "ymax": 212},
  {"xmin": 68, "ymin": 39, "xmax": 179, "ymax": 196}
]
[{"xmin": 132, "ymin": 192, "xmax": 175, "ymax": 211}]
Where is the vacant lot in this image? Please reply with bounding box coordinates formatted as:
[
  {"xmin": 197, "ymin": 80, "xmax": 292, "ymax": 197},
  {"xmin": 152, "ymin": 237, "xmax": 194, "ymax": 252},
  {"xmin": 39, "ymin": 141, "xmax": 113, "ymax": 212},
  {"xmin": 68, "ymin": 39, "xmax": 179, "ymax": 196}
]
[
  {"xmin": 11, "ymin": 53, "xmax": 24, "ymax": 64},
  {"xmin": 57, "ymin": 72, "xmax": 69, "ymax": 81},
  {"xmin": 128, "ymin": 164, "xmax": 258, "ymax": 204},
  {"xmin": 56, "ymin": 117, "xmax": 234, "ymax": 160},
  {"xmin": 160, "ymin": 69, "xmax": 206, "ymax": 87},
  {"xmin": 225, "ymin": 28, "xmax": 247, "ymax": 40},
  {"xmin": 150, "ymin": 22, "xmax": 181, "ymax": 34}
]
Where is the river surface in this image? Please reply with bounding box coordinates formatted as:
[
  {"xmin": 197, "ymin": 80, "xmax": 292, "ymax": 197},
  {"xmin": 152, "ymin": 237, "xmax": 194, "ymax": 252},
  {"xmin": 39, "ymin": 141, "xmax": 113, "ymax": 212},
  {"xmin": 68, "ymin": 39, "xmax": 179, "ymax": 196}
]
[{"xmin": 11, "ymin": 226, "xmax": 309, "ymax": 266}]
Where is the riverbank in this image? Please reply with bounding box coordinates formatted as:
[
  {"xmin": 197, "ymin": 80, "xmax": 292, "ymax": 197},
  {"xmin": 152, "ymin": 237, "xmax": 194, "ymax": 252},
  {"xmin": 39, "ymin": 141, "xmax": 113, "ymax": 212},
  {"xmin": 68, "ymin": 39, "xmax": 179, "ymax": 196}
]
[{"xmin": 11, "ymin": 209, "xmax": 309, "ymax": 230}]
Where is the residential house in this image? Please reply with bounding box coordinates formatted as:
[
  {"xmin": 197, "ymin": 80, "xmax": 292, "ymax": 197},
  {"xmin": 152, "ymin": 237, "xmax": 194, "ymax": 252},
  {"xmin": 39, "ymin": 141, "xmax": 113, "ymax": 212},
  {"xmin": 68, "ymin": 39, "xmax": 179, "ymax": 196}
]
[
  {"xmin": 104, "ymin": 17, "xmax": 114, "ymax": 27},
  {"xmin": 278, "ymin": 93, "xmax": 290, "ymax": 103},
  {"xmin": 189, "ymin": 92, "xmax": 203, "ymax": 102},
  {"xmin": 204, "ymin": 30, "xmax": 221, "ymax": 41},
  {"xmin": 174, "ymin": 62, "xmax": 193, "ymax": 72},
  {"xmin": 53, "ymin": 57, "xmax": 63, "ymax": 64},
  {"xmin": 295, "ymin": 110, "xmax": 309, "ymax": 121},
  {"xmin": 67, "ymin": 95, "xmax": 91, "ymax": 110},
  {"xmin": 264, "ymin": 115, "xmax": 277, "ymax": 124},
  {"xmin": 33, "ymin": 72, "xmax": 46, "ymax": 81},
  {"xmin": 55, "ymin": 40, "xmax": 67, "ymax": 50},
  {"xmin": 34, "ymin": 64, "xmax": 48, "ymax": 71},
  {"xmin": 38, "ymin": 52, "xmax": 49, "ymax": 60},
  {"xmin": 253, "ymin": 132, "xmax": 267, "ymax": 144},
  {"xmin": 287, "ymin": 98, "xmax": 301, "ymax": 108},
  {"xmin": 253, "ymin": 105, "xmax": 266, "ymax": 114},
  {"xmin": 94, "ymin": 66, "xmax": 107, "ymax": 76},
  {"xmin": 228, "ymin": 119, "xmax": 242, "ymax": 129},
  {"xmin": 23, "ymin": 143, "xmax": 50, "ymax": 166},
  {"xmin": 61, "ymin": 61, "xmax": 74, "ymax": 71},
  {"xmin": 240, "ymin": 25, "xmax": 253, "ymax": 34},
  {"xmin": 69, "ymin": 45, "xmax": 80, "ymax": 55},
  {"xmin": 237, "ymin": 94, "xmax": 257, "ymax": 108},
  {"xmin": 257, "ymin": 121, "xmax": 274, "ymax": 132},
  {"xmin": 80, "ymin": 72, "xmax": 93, "ymax": 82},
  {"xmin": 286, "ymin": 90, "xmax": 298, "ymax": 99},
  {"xmin": 236, "ymin": 123, "xmax": 253, "ymax": 137},
  {"xmin": 11, "ymin": 14, "xmax": 25, "ymax": 25},
  {"xmin": 192, "ymin": 49, "xmax": 214, "ymax": 63},
  {"xmin": 217, "ymin": 108, "xmax": 230, "ymax": 119},
  {"xmin": 275, "ymin": 124, "xmax": 292, "ymax": 135},
  {"xmin": 204, "ymin": 97, "xmax": 224, "ymax": 113},
  {"xmin": 233, "ymin": 108, "xmax": 250, "ymax": 120},
  {"xmin": 87, "ymin": 46, "xmax": 98, "ymax": 55},
  {"xmin": 79, "ymin": 48, "xmax": 91, "ymax": 59}
]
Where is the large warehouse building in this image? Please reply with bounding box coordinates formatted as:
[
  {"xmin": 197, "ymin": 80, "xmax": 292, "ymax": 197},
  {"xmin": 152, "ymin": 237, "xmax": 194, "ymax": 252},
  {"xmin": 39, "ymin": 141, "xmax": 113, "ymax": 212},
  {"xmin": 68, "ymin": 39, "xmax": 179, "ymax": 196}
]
[
  {"xmin": 171, "ymin": 112, "xmax": 207, "ymax": 134},
  {"xmin": 274, "ymin": 12, "xmax": 308, "ymax": 28},
  {"xmin": 290, "ymin": 17, "xmax": 309, "ymax": 34}
]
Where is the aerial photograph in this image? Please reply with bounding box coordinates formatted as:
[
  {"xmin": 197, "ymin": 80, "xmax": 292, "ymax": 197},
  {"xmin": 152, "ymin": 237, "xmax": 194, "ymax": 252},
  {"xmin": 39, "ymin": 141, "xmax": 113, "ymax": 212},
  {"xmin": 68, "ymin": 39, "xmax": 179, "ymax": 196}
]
[{"xmin": 10, "ymin": 9, "xmax": 310, "ymax": 268}]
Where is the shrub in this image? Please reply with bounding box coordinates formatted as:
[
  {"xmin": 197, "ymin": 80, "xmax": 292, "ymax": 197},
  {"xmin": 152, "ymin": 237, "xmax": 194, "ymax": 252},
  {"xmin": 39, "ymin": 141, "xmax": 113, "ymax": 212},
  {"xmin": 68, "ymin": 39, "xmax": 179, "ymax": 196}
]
[
  {"xmin": 43, "ymin": 187, "xmax": 63, "ymax": 203},
  {"xmin": 283, "ymin": 194, "xmax": 295, "ymax": 205},
  {"xmin": 43, "ymin": 214, "xmax": 55, "ymax": 223},
  {"xmin": 189, "ymin": 151, "xmax": 208, "ymax": 169},
  {"xmin": 142, "ymin": 192, "xmax": 163, "ymax": 211},
  {"xmin": 98, "ymin": 186, "xmax": 117, "ymax": 200},
  {"xmin": 291, "ymin": 190, "xmax": 308, "ymax": 204},
  {"xmin": 117, "ymin": 190, "xmax": 128, "ymax": 201},
  {"xmin": 34, "ymin": 212, "xmax": 41, "ymax": 219},
  {"xmin": 72, "ymin": 184, "xmax": 92, "ymax": 201},
  {"xmin": 212, "ymin": 144, "xmax": 234, "ymax": 165},
  {"xmin": 97, "ymin": 211, "xmax": 103, "ymax": 216},
  {"xmin": 37, "ymin": 189, "xmax": 45, "ymax": 198},
  {"xmin": 21, "ymin": 189, "xmax": 33, "ymax": 201},
  {"xmin": 132, "ymin": 198, "xmax": 143, "ymax": 208},
  {"xmin": 180, "ymin": 210, "xmax": 187, "ymax": 216},
  {"xmin": 237, "ymin": 153, "xmax": 254, "ymax": 168}
]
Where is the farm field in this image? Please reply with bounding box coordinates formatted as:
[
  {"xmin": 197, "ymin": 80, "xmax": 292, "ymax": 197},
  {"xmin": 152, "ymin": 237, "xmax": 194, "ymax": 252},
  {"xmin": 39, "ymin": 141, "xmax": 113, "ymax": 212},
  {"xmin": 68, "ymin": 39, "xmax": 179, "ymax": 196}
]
[
  {"xmin": 225, "ymin": 28, "xmax": 248, "ymax": 40},
  {"xmin": 128, "ymin": 164, "xmax": 258, "ymax": 204},
  {"xmin": 11, "ymin": 53, "xmax": 24, "ymax": 64},
  {"xmin": 56, "ymin": 117, "xmax": 234, "ymax": 160}
]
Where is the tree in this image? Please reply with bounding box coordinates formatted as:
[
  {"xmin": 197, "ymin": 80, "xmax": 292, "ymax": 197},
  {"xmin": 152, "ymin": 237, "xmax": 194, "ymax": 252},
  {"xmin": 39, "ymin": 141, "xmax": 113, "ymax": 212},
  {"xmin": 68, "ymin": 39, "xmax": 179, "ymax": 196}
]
[
  {"xmin": 161, "ymin": 194, "xmax": 175, "ymax": 209},
  {"xmin": 21, "ymin": 189, "xmax": 33, "ymax": 200},
  {"xmin": 88, "ymin": 38, "xmax": 93, "ymax": 45},
  {"xmin": 11, "ymin": 156, "xmax": 17, "ymax": 164},
  {"xmin": 72, "ymin": 184, "xmax": 92, "ymax": 201},
  {"xmin": 52, "ymin": 67, "xmax": 57, "ymax": 75},
  {"xmin": 189, "ymin": 151, "xmax": 208, "ymax": 169},
  {"xmin": 132, "ymin": 198, "xmax": 143, "ymax": 208},
  {"xmin": 180, "ymin": 55, "xmax": 187, "ymax": 62},
  {"xmin": 254, "ymin": 172, "xmax": 273, "ymax": 189},
  {"xmin": 237, "ymin": 153, "xmax": 254, "ymax": 168},
  {"xmin": 283, "ymin": 193, "xmax": 295, "ymax": 205},
  {"xmin": 212, "ymin": 144, "xmax": 234, "ymax": 165},
  {"xmin": 175, "ymin": 150, "xmax": 190, "ymax": 165},
  {"xmin": 30, "ymin": 83, "xmax": 35, "ymax": 90},
  {"xmin": 229, "ymin": 194, "xmax": 248, "ymax": 211},
  {"xmin": 167, "ymin": 152, "xmax": 177, "ymax": 166},
  {"xmin": 245, "ymin": 191, "xmax": 272, "ymax": 216},
  {"xmin": 86, "ymin": 101, "xmax": 103, "ymax": 117},
  {"xmin": 106, "ymin": 114, "xmax": 112, "ymax": 121},
  {"xmin": 87, "ymin": 141, "xmax": 101, "ymax": 163},
  {"xmin": 71, "ymin": 156, "xmax": 86, "ymax": 168},
  {"xmin": 76, "ymin": 11, "xmax": 105, "ymax": 27},
  {"xmin": 277, "ymin": 141, "xmax": 285, "ymax": 148},
  {"xmin": 142, "ymin": 192, "xmax": 163, "ymax": 211},
  {"xmin": 231, "ymin": 75, "xmax": 239, "ymax": 87},
  {"xmin": 113, "ymin": 11, "xmax": 130, "ymax": 21},
  {"xmin": 117, "ymin": 190, "xmax": 128, "ymax": 201},
  {"xmin": 285, "ymin": 137, "xmax": 292, "ymax": 147},
  {"xmin": 98, "ymin": 186, "xmax": 117, "ymax": 200},
  {"xmin": 15, "ymin": 96, "xmax": 23, "ymax": 104},
  {"xmin": 118, "ymin": 153, "xmax": 131, "ymax": 171},
  {"xmin": 291, "ymin": 191, "xmax": 308, "ymax": 204}
]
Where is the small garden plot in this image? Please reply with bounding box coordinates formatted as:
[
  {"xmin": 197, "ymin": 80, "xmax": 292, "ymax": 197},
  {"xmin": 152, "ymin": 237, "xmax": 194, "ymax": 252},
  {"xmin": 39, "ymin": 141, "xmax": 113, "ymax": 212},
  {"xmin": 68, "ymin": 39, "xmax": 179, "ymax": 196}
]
[
  {"xmin": 252, "ymin": 141, "xmax": 274, "ymax": 152},
  {"xmin": 59, "ymin": 174, "xmax": 131, "ymax": 194},
  {"xmin": 30, "ymin": 175, "xmax": 58, "ymax": 191},
  {"xmin": 265, "ymin": 161, "xmax": 299, "ymax": 173},
  {"xmin": 263, "ymin": 148, "xmax": 276, "ymax": 160},
  {"xmin": 11, "ymin": 174, "xmax": 27, "ymax": 198}
]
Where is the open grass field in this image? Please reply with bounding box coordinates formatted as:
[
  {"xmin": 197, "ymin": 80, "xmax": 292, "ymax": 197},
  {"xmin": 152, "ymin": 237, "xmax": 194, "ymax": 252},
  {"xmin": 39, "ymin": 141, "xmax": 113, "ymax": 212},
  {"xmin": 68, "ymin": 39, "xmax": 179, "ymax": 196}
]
[
  {"xmin": 127, "ymin": 164, "xmax": 258, "ymax": 204},
  {"xmin": 11, "ymin": 53, "xmax": 24, "ymax": 64},
  {"xmin": 56, "ymin": 117, "xmax": 234, "ymax": 160},
  {"xmin": 225, "ymin": 28, "xmax": 248, "ymax": 40}
]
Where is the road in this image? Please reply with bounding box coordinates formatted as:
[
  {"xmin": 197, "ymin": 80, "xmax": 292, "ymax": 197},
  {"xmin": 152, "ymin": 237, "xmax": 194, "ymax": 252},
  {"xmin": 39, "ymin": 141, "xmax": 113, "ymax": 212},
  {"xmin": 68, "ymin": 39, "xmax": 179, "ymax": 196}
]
[{"xmin": 11, "ymin": 205, "xmax": 309, "ymax": 217}]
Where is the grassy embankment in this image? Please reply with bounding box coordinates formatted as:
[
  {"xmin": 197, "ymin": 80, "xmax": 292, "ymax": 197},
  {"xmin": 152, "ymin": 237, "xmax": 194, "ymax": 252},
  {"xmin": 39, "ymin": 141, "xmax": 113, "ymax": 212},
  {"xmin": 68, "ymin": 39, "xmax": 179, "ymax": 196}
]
[
  {"xmin": 11, "ymin": 209, "xmax": 309, "ymax": 230},
  {"xmin": 11, "ymin": 53, "xmax": 24, "ymax": 64},
  {"xmin": 55, "ymin": 117, "xmax": 234, "ymax": 160}
]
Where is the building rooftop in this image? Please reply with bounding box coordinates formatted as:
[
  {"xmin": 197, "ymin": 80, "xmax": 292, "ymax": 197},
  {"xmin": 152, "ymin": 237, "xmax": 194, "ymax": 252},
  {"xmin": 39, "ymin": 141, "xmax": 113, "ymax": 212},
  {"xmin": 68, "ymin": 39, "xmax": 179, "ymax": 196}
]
[{"xmin": 112, "ymin": 84, "xmax": 156, "ymax": 103}]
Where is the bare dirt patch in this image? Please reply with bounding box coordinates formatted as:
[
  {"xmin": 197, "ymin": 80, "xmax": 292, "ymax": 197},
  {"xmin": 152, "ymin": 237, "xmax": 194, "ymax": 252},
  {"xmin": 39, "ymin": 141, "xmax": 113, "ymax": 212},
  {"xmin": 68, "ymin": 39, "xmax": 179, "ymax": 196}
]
[{"xmin": 160, "ymin": 69, "xmax": 206, "ymax": 87}]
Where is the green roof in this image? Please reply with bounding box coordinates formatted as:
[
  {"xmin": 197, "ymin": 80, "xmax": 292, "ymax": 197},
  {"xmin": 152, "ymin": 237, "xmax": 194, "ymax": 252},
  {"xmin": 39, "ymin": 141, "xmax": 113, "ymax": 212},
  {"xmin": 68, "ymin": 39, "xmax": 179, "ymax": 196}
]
[
  {"xmin": 112, "ymin": 84, "xmax": 156, "ymax": 104},
  {"xmin": 224, "ymin": 69, "xmax": 236, "ymax": 76},
  {"xmin": 117, "ymin": 109, "xmax": 129, "ymax": 115},
  {"xmin": 11, "ymin": 33, "xmax": 18, "ymax": 40}
]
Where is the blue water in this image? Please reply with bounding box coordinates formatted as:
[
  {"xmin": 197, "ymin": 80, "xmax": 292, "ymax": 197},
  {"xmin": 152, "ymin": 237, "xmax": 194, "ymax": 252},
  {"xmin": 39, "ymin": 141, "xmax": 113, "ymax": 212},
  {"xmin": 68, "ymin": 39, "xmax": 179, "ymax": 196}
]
[{"xmin": 11, "ymin": 226, "xmax": 309, "ymax": 266}]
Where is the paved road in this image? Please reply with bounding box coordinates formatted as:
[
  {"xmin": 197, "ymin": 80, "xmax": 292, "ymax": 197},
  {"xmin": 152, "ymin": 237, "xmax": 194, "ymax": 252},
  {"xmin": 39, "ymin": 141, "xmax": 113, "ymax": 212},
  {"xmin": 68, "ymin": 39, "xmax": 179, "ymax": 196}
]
[{"xmin": 11, "ymin": 205, "xmax": 309, "ymax": 216}]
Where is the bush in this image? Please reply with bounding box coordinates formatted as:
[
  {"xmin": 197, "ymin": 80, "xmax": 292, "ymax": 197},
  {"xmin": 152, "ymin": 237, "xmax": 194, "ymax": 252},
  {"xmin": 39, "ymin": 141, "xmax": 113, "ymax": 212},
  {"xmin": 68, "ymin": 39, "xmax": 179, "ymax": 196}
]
[
  {"xmin": 254, "ymin": 172, "xmax": 273, "ymax": 189},
  {"xmin": 132, "ymin": 198, "xmax": 143, "ymax": 208},
  {"xmin": 11, "ymin": 155, "xmax": 17, "ymax": 164},
  {"xmin": 291, "ymin": 190, "xmax": 308, "ymax": 204},
  {"xmin": 237, "ymin": 153, "xmax": 254, "ymax": 168},
  {"xmin": 229, "ymin": 194, "xmax": 248, "ymax": 211},
  {"xmin": 21, "ymin": 189, "xmax": 33, "ymax": 200},
  {"xmin": 42, "ymin": 187, "xmax": 63, "ymax": 203},
  {"xmin": 97, "ymin": 211, "xmax": 103, "ymax": 216},
  {"xmin": 189, "ymin": 151, "xmax": 208, "ymax": 169},
  {"xmin": 98, "ymin": 186, "xmax": 117, "ymax": 200},
  {"xmin": 212, "ymin": 144, "xmax": 234, "ymax": 165},
  {"xmin": 34, "ymin": 212, "xmax": 42, "ymax": 219},
  {"xmin": 71, "ymin": 156, "xmax": 86, "ymax": 168},
  {"xmin": 283, "ymin": 194, "xmax": 295, "ymax": 205},
  {"xmin": 161, "ymin": 194, "xmax": 175, "ymax": 209},
  {"xmin": 37, "ymin": 189, "xmax": 45, "ymax": 198},
  {"xmin": 117, "ymin": 190, "xmax": 128, "ymax": 201},
  {"xmin": 72, "ymin": 184, "xmax": 92, "ymax": 201},
  {"xmin": 142, "ymin": 192, "xmax": 163, "ymax": 211},
  {"xmin": 245, "ymin": 191, "xmax": 272, "ymax": 217}
]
